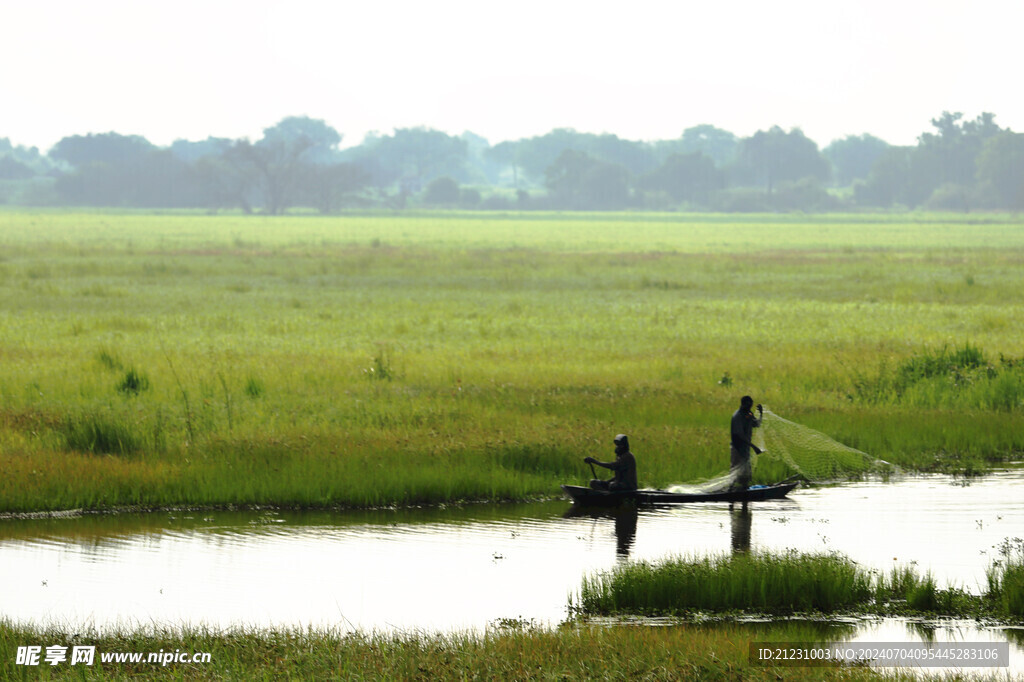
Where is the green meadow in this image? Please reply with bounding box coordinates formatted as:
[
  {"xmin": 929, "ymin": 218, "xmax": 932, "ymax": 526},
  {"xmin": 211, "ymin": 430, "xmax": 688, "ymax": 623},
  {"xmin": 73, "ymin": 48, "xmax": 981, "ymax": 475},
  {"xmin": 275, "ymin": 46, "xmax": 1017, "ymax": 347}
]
[{"xmin": 1, "ymin": 210, "xmax": 1023, "ymax": 512}]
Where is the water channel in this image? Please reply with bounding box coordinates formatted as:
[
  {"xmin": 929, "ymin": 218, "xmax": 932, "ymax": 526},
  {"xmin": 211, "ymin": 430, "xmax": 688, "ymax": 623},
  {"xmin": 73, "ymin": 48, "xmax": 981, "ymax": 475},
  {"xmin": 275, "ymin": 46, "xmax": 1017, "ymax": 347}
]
[{"xmin": 2, "ymin": 470, "xmax": 1022, "ymax": 673}]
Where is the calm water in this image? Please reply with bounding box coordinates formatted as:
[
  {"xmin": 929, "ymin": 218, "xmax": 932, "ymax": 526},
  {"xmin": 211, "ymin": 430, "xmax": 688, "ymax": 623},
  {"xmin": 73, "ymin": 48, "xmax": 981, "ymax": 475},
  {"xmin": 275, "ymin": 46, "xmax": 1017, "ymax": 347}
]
[{"xmin": 1, "ymin": 470, "xmax": 1022, "ymax": 669}]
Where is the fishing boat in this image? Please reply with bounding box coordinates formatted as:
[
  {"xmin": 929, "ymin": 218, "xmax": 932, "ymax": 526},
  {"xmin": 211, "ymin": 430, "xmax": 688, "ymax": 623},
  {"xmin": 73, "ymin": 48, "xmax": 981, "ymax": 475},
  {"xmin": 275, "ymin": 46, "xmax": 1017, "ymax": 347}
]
[{"xmin": 561, "ymin": 481, "xmax": 798, "ymax": 507}]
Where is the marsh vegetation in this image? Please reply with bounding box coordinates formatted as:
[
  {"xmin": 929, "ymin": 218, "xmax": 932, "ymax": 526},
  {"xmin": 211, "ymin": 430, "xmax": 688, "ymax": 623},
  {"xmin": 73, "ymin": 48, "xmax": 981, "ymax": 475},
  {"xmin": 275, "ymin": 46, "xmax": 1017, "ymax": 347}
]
[{"xmin": 1, "ymin": 210, "xmax": 1023, "ymax": 513}]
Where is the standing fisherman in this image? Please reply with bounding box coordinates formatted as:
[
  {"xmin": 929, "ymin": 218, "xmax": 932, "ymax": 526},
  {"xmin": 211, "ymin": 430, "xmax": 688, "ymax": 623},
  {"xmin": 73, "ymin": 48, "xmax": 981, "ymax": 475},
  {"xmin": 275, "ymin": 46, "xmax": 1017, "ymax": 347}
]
[{"xmin": 730, "ymin": 396, "xmax": 763, "ymax": 491}]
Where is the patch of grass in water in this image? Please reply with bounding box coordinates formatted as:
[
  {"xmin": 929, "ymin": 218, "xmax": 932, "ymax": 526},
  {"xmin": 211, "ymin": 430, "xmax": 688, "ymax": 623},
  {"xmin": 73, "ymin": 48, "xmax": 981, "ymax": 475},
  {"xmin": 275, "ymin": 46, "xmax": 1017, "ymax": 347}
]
[
  {"xmin": 987, "ymin": 540, "xmax": 1024, "ymax": 619},
  {"xmin": 580, "ymin": 552, "xmax": 1021, "ymax": 621},
  {"xmin": 578, "ymin": 551, "xmax": 873, "ymax": 615}
]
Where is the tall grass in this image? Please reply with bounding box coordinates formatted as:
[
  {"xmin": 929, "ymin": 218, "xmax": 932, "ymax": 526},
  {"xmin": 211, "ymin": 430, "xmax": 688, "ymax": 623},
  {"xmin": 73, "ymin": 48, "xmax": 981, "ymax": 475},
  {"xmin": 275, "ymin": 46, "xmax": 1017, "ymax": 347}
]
[
  {"xmin": 579, "ymin": 552, "xmax": 1009, "ymax": 619},
  {"xmin": 578, "ymin": 552, "xmax": 873, "ymax": 615},
  {"xmin": 986, "ymin": 540, "xmax": 1024, "ymax": 619},
  {"xmin": 1, "ymin": 210, "xmax": 1023, "ymax": 512}
]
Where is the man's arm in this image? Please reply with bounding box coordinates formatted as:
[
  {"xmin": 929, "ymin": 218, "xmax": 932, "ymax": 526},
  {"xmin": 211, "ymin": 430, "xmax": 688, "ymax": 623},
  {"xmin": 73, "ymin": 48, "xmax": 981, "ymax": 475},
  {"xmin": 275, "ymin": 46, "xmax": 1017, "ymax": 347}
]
[{"xmin": 585, "ymin": 457, "xmax": 625, "ymax": 471}]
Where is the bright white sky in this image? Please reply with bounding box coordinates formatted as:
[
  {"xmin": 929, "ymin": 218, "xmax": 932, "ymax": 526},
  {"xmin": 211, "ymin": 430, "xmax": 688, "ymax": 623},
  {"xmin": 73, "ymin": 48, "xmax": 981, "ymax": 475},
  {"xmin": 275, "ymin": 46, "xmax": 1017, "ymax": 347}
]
[{"xmin": 3, "ymin": 0, "xmax": 1021, "ymax": 153}]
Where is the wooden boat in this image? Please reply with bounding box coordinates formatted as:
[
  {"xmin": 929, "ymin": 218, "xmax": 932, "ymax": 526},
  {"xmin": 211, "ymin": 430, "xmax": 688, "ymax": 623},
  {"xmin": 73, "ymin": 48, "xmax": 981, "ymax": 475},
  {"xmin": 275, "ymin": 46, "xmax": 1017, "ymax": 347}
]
[{"xmin": 561, "ymin": 481, "xmax": 798, "ymax": 507}]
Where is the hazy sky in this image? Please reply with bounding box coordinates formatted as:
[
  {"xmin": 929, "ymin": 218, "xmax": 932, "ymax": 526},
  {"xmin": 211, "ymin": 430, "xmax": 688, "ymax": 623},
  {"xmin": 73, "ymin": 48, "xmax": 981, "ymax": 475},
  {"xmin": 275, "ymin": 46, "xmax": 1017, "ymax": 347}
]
[{"xmin": 4, "ymin": 0, "xmax": 1021, "ymax": 152}]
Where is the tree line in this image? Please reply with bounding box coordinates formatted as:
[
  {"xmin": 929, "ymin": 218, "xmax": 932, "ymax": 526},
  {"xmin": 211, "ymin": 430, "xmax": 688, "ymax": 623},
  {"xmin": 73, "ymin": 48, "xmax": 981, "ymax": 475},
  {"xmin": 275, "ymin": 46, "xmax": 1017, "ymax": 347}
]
[{"xmin": 1, "ymin": 112, "xmax": 1021, "ymax": 212}]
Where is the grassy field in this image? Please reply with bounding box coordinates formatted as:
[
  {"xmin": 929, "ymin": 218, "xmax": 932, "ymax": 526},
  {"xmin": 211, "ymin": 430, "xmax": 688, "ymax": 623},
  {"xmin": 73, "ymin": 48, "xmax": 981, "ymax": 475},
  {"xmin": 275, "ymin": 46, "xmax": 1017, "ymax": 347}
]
[
  {"xmin": 2, "ymin": 210, "xmax": 1023, "ymax": 512},
  {"xmin": 0, "ymin": 619, "xmax": 984, "ymax": 681}
]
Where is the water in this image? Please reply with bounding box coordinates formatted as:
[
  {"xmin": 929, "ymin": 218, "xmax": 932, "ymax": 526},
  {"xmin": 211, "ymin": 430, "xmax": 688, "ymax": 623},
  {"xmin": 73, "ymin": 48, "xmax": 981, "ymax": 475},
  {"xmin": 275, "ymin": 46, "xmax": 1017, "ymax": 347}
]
[{"xmin": 1, "ymin": 471, "xmax": 1022, "ymax": 671}]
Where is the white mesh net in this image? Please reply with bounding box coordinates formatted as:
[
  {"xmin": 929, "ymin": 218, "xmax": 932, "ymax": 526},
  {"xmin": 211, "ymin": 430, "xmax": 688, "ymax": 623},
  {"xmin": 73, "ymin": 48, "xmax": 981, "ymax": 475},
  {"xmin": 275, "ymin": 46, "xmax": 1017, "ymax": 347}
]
[{"xmin": 669, "ymin": 407, "xmax": 898, "ymax": 493}]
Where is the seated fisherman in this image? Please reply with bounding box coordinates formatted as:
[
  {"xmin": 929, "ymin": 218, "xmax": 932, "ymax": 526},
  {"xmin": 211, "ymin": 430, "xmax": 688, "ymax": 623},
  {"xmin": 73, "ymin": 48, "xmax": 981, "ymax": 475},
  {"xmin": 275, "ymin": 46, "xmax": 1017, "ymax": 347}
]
[{"xmin": 585, "ymin": 434, "xmax": 638, "ymax": 491}]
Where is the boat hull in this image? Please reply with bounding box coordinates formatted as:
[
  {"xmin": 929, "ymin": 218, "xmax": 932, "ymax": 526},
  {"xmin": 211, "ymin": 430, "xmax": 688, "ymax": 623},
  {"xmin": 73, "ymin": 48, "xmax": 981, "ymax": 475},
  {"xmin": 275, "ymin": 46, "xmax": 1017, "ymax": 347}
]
[{"xmin": 561, "ymin": 482, "xmax": 797, "ymax": 506}]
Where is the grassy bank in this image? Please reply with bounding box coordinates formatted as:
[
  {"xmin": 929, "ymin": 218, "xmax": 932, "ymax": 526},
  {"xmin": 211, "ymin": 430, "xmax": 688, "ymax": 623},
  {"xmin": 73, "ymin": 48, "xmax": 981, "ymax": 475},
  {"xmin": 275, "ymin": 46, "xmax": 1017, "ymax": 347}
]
[
  {"xmin": 0, "ymin": 619, "xmax": 966, "ymax": 681},
  {"xmin": 2, "ymin": 211, "xmax": 1024, "ymax": 512},
  {"xmin": 578, "ymin": 551, "xmax": 1024, "ymax": 621}
]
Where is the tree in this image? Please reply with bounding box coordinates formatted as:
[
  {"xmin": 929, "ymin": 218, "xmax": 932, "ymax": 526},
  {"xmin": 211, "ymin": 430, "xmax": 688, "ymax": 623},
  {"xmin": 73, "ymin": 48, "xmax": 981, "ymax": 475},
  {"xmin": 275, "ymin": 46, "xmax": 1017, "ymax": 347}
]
[
  {"xmin": 422, "ymin": 176, "xmax": 461, "ymax": 205},
  {"xmin": 855, "ymin": 147, "xmax": 913, "ymax": 207},
  {"xmin": 976, "ymin": 131, "xmax": 1024, "ymax": 210},
  {"xmin": 49, "ymin": 133, "xmax": 155, "ymax": 167},
  {"xmin": 53, "ymin": 149, "xmax": 201, "ymax": 207},
  {"xmin": 640, "ymin": 152, "xmax": 722, "ymax": 204},
  {"xmin": 222, "ymin": 116, "xmax": 344, "ymax": 214},
  {"xmin": 544, "ymin": 150, "xmax": 631, "ymax": 209},
  {"xmin": 300, "ymin": 163, "xmax": 369, "ymax": 213},
  {"xmin": 489, "ymin": 129, "xmax": 657, "ymax": 184},
  {"xmin": 352, "ymin": 127, "xmax": 471, "ymax": 189},
  {"xmin": 823, "ymin": 134, "xmax": 890, "ymax": 186},
  {"xmin": 736, "ymin": 126, "xmax": 830, "ymax": 193},
  {"xmin": 907, "ymin": 111, "xmax": 1003, "ymax": 205},
  {"xmin": 669, "ymin": 125, "xmax": 738, "ymax": 167},
  {"xmin": 170, "ymin": 137, "xmax": 233, "ymax": 163},
  {"xmin": 260, "ymin": 116, "xmax": 342, "ymax": 165},
  {"xmin": 0, "ymin": 156, "xmax": 34, "ymax": 180}
]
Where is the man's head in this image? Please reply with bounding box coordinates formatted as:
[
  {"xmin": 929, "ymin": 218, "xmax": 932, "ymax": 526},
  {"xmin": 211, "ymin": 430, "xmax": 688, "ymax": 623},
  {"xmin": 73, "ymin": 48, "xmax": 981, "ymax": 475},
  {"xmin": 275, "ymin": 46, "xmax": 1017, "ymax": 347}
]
[
  {"xmin": 614, "ymin": 434, "xmax": 630, "ymax": 454},
  {"xmin": 740, "ymin": 396, "xmax": 754, "ymax": 410}
]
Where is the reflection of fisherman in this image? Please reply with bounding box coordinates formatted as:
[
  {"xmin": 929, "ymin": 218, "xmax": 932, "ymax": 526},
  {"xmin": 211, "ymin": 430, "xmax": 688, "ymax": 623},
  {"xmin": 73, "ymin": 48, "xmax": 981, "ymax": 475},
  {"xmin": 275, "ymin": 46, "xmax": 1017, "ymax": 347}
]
[
  {"xmin": 730, "ymin": 396, "xmax": 763, "ymax": 491},
  {"xmin": 585, "ymin": 434, "xmax": 638, "ymax": 491},
  {"xmin": 614, "ymin": 507, "xmax": 638, "ymax": 559},
  {"xmin": 729, "ymin": 504, "xmax": 752, "ymax": 553}
]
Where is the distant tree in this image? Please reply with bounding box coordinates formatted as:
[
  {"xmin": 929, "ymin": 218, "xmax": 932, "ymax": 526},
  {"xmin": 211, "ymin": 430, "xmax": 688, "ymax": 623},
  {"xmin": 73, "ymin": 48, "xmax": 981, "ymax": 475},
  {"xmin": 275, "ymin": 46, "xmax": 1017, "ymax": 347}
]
[
  {"xmin": 675, "ymin": 125, "xmax": 738, "ymax": 167},
  {"xmin": 855, "ymin": 147, "xmax": 914, "ymax": 207},
  {"xmin": 976, "ymin": 131, "xmax": 1024, "ymax": 210},
  {"xmin": 49, "ymin": 132, "xmax": 155, "ymax": 167},
  {"xmin": 300, "ymin": 162, "xmax": 369, "ymax": 213},
  {"xmin": 492, "ymin": 129, "xmax": 657, "ymax": 184},
  {"xmin": 53, "ymin": 149, "xmax": 201, "ymax": 207},
  {"xmin": 640, "ymin": 152, "xmax": 722, "ymax": 204},
  {"xmin": 0, "ymin": 156, "xmax": 35, "ymax": 180},
  {"xmin": 221, "ymin": 116, "xmax": 344, "ymax": 214},
  {"xmin": 908, "ymin": 111, "xmax": 1003, "ymax": 205},
  {"xmin": 459, "ymin": 187, "xmax": 482, "ymax": 207},
  {"xmin": 823, "ymin": 134, "xmax": 890, "ymax": 186},
  {"xmin": 423, "ymin": 176, "xmax": 461, "ymax": 205},
  {"xmin": 192, "ymin": 155, "xmax": 255, "ymax": 213},
  {"xmin": 736, "ymin": 126, "xmax": 830, "ymax": 192},
  {"xmin": 260, "ymin": 116, "xmax": 342, "ymax": 165},
  {"xmin": 544, "ymin": 149, "xmax": 631, "ymax": 209},
  {"xmin": 353, "ymin": 128, "xmax": 470, "ymax": 189},
  {"xmin": 170, "ymin": 137, "xmax": 233, "ymax": 163}
]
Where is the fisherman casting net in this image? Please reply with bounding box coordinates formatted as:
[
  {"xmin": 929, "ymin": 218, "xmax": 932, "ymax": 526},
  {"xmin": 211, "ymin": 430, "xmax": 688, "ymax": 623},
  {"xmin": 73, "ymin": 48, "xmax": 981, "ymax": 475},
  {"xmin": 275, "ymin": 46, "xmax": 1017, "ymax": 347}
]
[{"xmin": 670, "ymin": 407, "xmax": 898, "ymax": 494}]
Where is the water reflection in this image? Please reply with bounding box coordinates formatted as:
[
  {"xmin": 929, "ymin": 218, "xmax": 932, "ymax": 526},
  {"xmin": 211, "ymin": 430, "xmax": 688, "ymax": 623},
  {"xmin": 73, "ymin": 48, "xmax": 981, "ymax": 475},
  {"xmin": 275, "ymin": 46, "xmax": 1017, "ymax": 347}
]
[
  {"xmin": 0, "ymin": 470, "xmax": 1022, "ymax": 640},
  {"xmin": 563, "ymin": 506, "xmax": 638, "ymax": 559},
  {"xmin": 563, "ymin": 502, "xmax": 755, "ymax": 560},
  {"xmin": 729, "ymin": 503, "xmax": 752, "ymax": 554}
]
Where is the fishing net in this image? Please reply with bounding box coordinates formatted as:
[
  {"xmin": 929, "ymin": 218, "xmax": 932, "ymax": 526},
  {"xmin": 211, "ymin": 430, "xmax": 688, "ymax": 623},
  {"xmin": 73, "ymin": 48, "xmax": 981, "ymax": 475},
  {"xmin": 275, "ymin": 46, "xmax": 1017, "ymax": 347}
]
[{"xmin": 670, "ymin": 407, "xmax": 898, "ymax": 493}]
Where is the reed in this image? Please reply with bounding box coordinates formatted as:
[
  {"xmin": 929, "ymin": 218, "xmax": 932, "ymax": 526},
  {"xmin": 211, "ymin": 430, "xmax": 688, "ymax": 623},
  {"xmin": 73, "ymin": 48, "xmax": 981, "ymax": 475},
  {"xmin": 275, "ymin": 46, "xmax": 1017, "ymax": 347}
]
[
  {"xmin": 579, "ymin": 553, "xmax": 1013, "ymax": 619},
  {"xmin": 986, "ymin": 541, "xmax": 1024, "ymax": 618},
  {"xmin": 578, "ymin": 552, "xmax": 873, "ymax": 615}
]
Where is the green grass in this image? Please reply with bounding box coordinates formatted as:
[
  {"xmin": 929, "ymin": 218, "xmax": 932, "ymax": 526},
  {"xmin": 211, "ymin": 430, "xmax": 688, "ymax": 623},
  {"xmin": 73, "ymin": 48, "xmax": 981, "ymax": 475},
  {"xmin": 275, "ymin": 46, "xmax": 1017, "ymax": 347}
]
[
  {"xmin": 1, "ymin": 210, "xmax": 1024, "ymax": 512},
  {"xmin": 986, "ymin": 540, "xmax": 1024, "ymax": 619},
  {"xmin": 578, "ymin": 552, "xmax": 874, "ymax": 615},
  {"xmin": 0, "ymin": 619, "xmax": 963, "ymax": 681},
  {"xmin": 577, "ymin": 552, "xmax": 1017, "ymax": 620}
]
